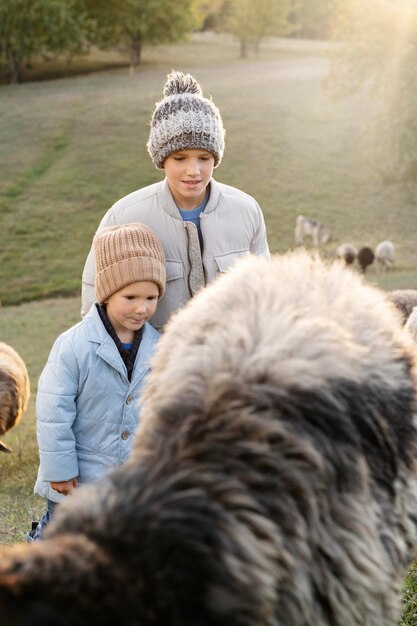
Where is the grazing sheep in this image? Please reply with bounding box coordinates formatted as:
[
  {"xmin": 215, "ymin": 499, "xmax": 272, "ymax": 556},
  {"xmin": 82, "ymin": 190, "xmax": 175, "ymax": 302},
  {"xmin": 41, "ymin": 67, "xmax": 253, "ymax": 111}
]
[
  {"xmin": 336, "ymin": 243, "xmax": 358, "ymax": 265},
  {"xmin": 1, "ymin": 251, "xmax": 417, "ymax": 626},
  {"xmin": 386, "ymin": 289, "xmax": 417, "ymax": 324},
  {"xmin": 294, "ymin": 215, "xmax": 331, "ymax": 246},
  {"xmin": 375, "ymin": 240, "xmax": 395, "ymax": 273},
  {"xmin": 357, "ymin": 246, "xmax": 375, "ymax": 273},
  {"xmin": 0, "ymin": 342, "xmax": 30, "ymax": 453}
]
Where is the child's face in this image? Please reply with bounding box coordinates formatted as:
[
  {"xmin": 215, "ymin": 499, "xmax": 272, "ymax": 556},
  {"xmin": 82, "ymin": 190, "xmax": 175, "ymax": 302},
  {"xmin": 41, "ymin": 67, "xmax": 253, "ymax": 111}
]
[
  {"xmin": 164, "ymin": 149, "xmax": 214, "ymax": 210},
  {"xmin": 105, "ymin": 281, "xmax": 159, "ymax": 340}
]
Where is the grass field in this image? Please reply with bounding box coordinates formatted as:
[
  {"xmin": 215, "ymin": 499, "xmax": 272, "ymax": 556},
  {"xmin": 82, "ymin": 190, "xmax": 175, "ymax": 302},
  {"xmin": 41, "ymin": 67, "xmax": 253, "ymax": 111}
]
[
  {"xmin": 0, "ymin": 297, "xmax": 80, "ymax": 543},
  {"xmin": 1, "ymin": 33, "xmax": 417, "ymax": 307},
  {"xmin": 1, "ymin": 32, "xmax": 417, "ymax": 622}
]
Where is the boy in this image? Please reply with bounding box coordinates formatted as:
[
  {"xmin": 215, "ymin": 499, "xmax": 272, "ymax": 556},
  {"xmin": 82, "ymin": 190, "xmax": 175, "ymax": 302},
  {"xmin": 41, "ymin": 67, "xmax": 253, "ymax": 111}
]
[
  {"xmin": 81, "ymin": 70, "xmax": 270, "ymax": 330},
  {"xmin": 29, "ymin": 223, "xmax": 165, "ymax": 540}
]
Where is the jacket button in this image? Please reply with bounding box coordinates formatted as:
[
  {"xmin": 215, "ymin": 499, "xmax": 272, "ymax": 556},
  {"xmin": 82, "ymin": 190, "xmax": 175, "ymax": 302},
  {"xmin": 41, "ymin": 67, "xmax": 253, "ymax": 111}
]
[
  {"xmin": 121, "ymin": 431, "xmax": 129, "ymax": 440},
  {"xmin": 126, "ymin": 396, "xmax": 133, "ymax": 404}
]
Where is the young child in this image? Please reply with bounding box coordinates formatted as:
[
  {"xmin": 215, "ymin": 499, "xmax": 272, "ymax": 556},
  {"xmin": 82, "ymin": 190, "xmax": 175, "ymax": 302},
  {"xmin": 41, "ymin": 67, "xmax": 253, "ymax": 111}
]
[
  {"xmin": 81, "ymin": 70, "xmax": 270, "ymax": 331},
  {"xmin": 29, "ymin": 223, "xmax": 165, "ymax": 540}
]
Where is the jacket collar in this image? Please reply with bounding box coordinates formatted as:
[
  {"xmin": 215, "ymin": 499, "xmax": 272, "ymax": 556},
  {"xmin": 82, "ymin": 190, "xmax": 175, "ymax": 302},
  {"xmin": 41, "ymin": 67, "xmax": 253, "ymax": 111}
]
[
  {"xmin": 158, "ymin": 177, "xmax": 220, "ymax": 218},
  {"xmin": 84, "ymin": 306, "xmax": 155, "ymax": 383}
]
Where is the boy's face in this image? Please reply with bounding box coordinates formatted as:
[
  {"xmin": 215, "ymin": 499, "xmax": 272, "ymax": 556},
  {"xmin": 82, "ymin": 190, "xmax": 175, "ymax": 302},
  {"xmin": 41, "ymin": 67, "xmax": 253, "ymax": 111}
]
[
  {"xmin": 163, "ymin": 149, "xmax": 214, "ymax": 211},
  {"xmin": 105, "ymin": 281, "xmax": 159, "ymax": 341}
]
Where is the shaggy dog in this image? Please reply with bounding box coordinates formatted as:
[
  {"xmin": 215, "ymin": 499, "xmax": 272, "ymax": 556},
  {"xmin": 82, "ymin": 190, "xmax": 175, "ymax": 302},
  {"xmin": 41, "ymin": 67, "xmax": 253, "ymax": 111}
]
[
  {"xmin": 1, "ymin": 251, "xmax": 417, "ymax": 626},
  {"xmin": 0, "ymin": 342, "xmax": 30, "ymax": 452}
]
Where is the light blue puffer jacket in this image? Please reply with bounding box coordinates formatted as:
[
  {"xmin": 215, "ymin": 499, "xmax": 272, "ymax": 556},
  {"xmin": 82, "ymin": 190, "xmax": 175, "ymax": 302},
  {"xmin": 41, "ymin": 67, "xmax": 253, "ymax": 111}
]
[{"xmin": 34, "ymin": 305, "xmax": 160, "ymax": 503}]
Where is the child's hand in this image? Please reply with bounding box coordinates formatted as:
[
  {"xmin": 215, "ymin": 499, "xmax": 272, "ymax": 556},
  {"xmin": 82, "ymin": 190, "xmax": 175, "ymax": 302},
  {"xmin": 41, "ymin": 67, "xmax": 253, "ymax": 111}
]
[{"xmin": 50, "ymin": 478, "xmax": 79, "ymax": 496}]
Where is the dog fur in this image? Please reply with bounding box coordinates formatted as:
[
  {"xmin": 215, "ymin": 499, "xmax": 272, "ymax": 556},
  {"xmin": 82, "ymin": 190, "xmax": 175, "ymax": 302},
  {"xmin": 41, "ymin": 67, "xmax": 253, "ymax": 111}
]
[
  {"xmin": 405, "ymin": 309, "xmax": 417, "ymax": 342},
  {"xmin": 1, "ymin": 251, "xmax": 417, "ymax": 626},
  {"xmin": 387, "ymin": 289, "xmax": 417, "ymax": 325},
  {"xmin": 0, "ymin": 342, "xmax": 30, "ymax": 452}
]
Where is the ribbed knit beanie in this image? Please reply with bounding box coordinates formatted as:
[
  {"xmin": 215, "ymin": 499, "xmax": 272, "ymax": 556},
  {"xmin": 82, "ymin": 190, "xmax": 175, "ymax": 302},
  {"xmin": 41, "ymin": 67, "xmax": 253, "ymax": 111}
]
[
  {"xmin": 147, "ymin": 70, "xmax": 225, "ymax": 169},
  {"xmin": 93, "ymin": 223, "xmax": 166, "ymax": 303}
]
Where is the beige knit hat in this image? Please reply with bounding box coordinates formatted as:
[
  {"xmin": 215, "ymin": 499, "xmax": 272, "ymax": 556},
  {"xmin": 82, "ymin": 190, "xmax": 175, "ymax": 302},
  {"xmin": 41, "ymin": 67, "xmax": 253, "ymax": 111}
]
[
  {"xmin": 93, "ymin": 223, "xmax": 166, "ymax": 303},
  {"xmin": 147, "ymin": 70, "xmax": 225, "ymax": 169}
]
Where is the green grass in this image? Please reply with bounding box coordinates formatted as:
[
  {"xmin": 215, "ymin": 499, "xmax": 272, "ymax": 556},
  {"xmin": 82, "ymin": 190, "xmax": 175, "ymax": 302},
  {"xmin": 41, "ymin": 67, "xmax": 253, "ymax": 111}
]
[
  {"xmin": 1, "ymin": 31, "xmax": 417, "ymax": 623},
  {"xmin": 0, "ymin": 297, "xmax": 80, "ymax": 543},
  {"xmin": 1, "ymin": 33, "xmax": 416, "ymax": 307},
  {"xmin": 401, "ymin": 569, "xmax": 417, "ymax": 626}
]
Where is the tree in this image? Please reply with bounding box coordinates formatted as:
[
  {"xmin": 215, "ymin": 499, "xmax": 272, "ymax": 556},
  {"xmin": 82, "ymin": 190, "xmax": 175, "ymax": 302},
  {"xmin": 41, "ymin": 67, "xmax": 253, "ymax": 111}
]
[
  {"xmin": 198, "ymin": 0, "xmax": 225, "ymax": 31},
  {"xmin": 86, "ymin": 0, "xmax": 202, "ymax": 70},
  {"xmin": 0, "ymin": 0, "xmax": 89, "ymax": 84},
  {"xmin": 328, "ymin": 0, "xmax": 417, "ymax": 182},
  {"xmin": 290, "ymin": 0, "xmax": 342, "ymax": 40},
  {"xmin": 224, "ymin": 0, "xmax": 292, "ymax": 58}
]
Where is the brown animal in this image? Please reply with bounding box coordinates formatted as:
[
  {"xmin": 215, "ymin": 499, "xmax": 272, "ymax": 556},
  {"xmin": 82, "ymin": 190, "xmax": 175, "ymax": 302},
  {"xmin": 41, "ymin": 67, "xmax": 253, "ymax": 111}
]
[
  {"xmin": 0, "ymin": 342, "xmax": 30, "ymax": 452},
  {"xmin": 0, "ymin": 252, "xmax": 417, "ymax": 626},
  {"xmin": 357, "ymin": 246, "xmax": 375, "ymax": 273}
]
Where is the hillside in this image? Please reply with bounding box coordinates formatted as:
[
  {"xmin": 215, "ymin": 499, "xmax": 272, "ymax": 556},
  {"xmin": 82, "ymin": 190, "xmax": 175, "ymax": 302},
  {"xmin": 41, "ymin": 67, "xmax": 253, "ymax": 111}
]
[{"xmin": 1, "ymin": 33, "xmax": 416, "ymax": 310}]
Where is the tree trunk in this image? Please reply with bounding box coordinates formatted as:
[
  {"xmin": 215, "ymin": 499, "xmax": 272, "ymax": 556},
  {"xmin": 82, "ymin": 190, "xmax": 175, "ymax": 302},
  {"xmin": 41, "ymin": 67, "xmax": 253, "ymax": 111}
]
[
  {"xmin": 239, "ymin": 39, "xmax": 247, "ymax": 58},
  {"xmin": 129, "ymin": 37, "xmax": 142, "ymax": 74},
  {"xmin": 3, "ymin": 44, "xmax": 22, "ymax": 84}
]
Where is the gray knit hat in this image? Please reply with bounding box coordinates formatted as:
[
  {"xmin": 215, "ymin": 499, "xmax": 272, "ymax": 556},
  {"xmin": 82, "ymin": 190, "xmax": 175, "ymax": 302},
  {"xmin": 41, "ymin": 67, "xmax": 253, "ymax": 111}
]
[
  {"xmin": 147, "ymin": 70, "xmax": 225, "ymax": 169},
  {"xmin": 94, "ymin": 223, "xmax": 166, "ymax": 303}
]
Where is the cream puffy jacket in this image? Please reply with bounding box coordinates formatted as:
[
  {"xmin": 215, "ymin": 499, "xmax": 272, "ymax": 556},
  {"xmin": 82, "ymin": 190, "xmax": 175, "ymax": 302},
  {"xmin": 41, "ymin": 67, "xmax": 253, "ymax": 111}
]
[{"xmin": 82, "ymin": 178, "xmax": 270, "ymax": 330}]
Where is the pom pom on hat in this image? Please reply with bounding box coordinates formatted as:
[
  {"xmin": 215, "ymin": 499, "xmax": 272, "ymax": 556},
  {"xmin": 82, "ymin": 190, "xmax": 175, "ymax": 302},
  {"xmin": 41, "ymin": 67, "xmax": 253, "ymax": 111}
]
[
  {"xmin": 147, "ymin": 70, "xmax": 225, "ymax": 169},
  {"xmin": 163, "ymin": 72, "xmax": 202, "ymax": 97}
]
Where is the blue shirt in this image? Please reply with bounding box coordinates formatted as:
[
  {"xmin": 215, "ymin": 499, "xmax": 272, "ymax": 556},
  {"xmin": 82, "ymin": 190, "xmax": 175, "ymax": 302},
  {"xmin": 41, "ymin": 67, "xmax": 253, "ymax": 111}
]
[{"xmin": 178, "ymin": 193, "xmax": 209, "ymax": 250}]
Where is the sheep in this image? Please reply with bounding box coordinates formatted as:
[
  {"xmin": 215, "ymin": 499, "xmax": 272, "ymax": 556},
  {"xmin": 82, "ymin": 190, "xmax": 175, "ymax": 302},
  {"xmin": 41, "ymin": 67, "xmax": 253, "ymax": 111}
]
[
  {"xmin": 357, "ymin": 246, "xmax": 375, "ymax": 273},
  {"xmin": 1, "ymin": 251, "xmax": 417, "ymax": 626},
  {"xmin": 0, "ymin": 342, "xmax": 30, "ymax": 453},
  {"xmin": 386, "ymin": 289, "xmax": 417, "ymax": 325},
  {"xmin": 294, "ymin": 215, "xmax": 331, "ymax": 246},
  {"xmin": 375, "ymin": 240, "xmax": 395, "ymax": 273},
  {"xmin": 336, "ymin": 243, "xmax": 358, "ymax": 265}
]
